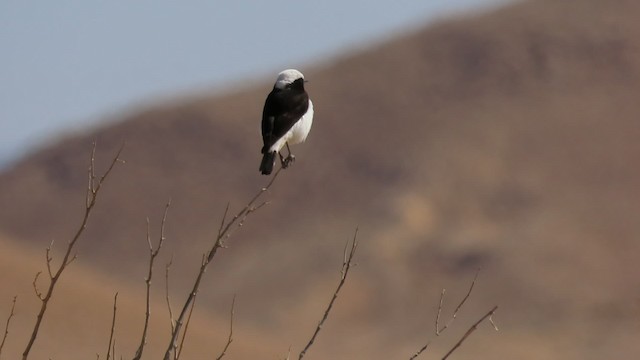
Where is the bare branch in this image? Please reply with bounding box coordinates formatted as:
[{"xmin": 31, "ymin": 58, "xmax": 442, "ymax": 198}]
[
  {"xmin": 436, "ymin": 269, "xmax": 479, "ymax": 336},
  {"xmin": 410, "ymin": 270, "xmax": 490, "ymax": 360},
  {"xmin": 434, "ymin": 288, "xmax": 446, "ymax": 335},
  {"xmin": 165, "ymin": 256, "xmax": 176, "ymax": 335},
  {"xmin": 489, "ymin": 312, "xmax": 499, "ymax": 331},
  {"xmin": 298, "ymin": 229, "xmax": 359, "ymax": 360},
  {"xmin": 0, "ymin": 296, "xmax": 17, "ymax": 358},
  {"xmin": 105, "ymin": 293, "xmax": 118, "ymax": 360},
  {"xmin": 32, "ymin": 272, "xmax": 44, "ymax": 301},
  {"xmin": 215, "ymin": 296, "xmax": 236, "ymax": 360},
  {"xmin": 175, "ymin": 294, "xmax": 197, "ymax": 360},
  {"xmin": 22, "ymin": 142, "xmax": 124, "ymax": 360},
  {"xmin": 65, "ymin": 253, "xmax": 78, "ymax": 267},
  {"xmin": 45, "ymin": 240, "xmax": 55, "ymax": 279},
  {"xmin": 409, "ymin": 342, "xmax": 431, "ymax": 360},
  {"xmin": 217, "ymin": 202, "xmax": 230, "ymax": 239},
  {"xmin": 216, "ymin": 168, "xmax": 281, "ymax": 246},
  {"xmin": 441, "ymin": 306, "xmax": 499, "ymax": 360},
  {"xmin": 134, "ymin": 201, "xmax": 171, "ymax": 360},
  {"xmin": 86, "ymin": 143, "xmax": 96, "ymax": 208},
  {"xmin": 163, "ymin": 168, "xmax": 282, "ymax": 360}
]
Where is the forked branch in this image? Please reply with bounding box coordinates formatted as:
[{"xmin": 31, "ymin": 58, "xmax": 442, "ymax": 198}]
[
  {"xmin": 22, "ymin": 142, "xmax": 124, "ymax": 360},
  {"xmin": 409, "ymin": 270, "xmax": 498, "ymax": 360},
  {"xmin": 436, "ymin": 270, "xmax": 479, "ymax": 336},
  {"xmin": 133, "ymin": 201, "xmax": 171, "ymax": 360},
  {"xmin": 163, "ymin": 167, "xmax": 283, "ymax": 360}
]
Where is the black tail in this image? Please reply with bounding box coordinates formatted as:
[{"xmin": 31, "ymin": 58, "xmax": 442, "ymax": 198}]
[{"xmin": 259, "ymin": 151, "xmax": 276, "ymax": 175}]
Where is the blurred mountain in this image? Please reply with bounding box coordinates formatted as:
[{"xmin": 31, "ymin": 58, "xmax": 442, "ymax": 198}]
[{"xmin": 1, "ymin": 0, "xmax": 640, "ymax": 358}]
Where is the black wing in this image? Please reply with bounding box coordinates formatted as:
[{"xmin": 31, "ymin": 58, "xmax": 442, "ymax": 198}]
[{"xmin": 261, "ymin": 83, "xmax": 309, "ymax": 153}]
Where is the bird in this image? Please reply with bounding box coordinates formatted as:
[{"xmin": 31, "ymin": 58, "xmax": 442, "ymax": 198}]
[{"xmin": 259, "ymin": 69, "xmax": 314, "ymax": 175}]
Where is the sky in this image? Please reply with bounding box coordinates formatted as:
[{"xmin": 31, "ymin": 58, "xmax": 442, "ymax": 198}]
[{"xmin": 0, "ymin": 0, "xmax": 510, "ymax": 168}]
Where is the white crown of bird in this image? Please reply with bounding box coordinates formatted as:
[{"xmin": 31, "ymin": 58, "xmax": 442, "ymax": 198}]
[{"xmin": 275, "ymin": 69, "xmax": 305, "ymax": 89}]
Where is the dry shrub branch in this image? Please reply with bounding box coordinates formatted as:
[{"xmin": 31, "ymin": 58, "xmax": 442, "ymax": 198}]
[
  {"xmin": 298, "ymin": 229, "xmax": 359, "ymax": 360},
  {"xmin": 22, "ymin": 142, "xmax": 124, "ymax": 360},
  {"xmin": 410, "ymin": 271, "xmax": 499, "ymax": 359},
  {"xmin": 0, "ymin": 296, "xmax": 17, "ymax": 359},
  {"xmin": 215, "ymin": 295, "xmax": 236, "ymax": 360},
  {"xmin": 133, "ymin": 202, "xmax": 171, "ymax": 360},
  {"xmin": 162, "ymin": 167, "xmax": 283, "ymax": 360},
  {"xmin": 105, "ymin": 292, "xmax": 119, "ymax": 360}
]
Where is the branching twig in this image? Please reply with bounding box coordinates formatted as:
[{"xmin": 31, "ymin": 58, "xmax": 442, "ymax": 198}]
[
  {"xmin": 441, "ymin": 306, "xmax": 499, "ymax": 360},
  {"xmin": 0, "ymin": 296, "xmax": 17, "ymax": 358},
  {"xmin": 436, "ymin": 269, "xmax": 479, "ymax": 336},
  {"xmin": 22, "ymin": 141, "xmax": 124, "ymax": 360},
  {"xmin": 298, "ymin": 229, "xmax": 359, "ymax": 360},
  {"xmin": 163, "ymin": 167, "xmax": 283, "ymax": 360},
  {"xmin": 215, "ymin": 296, "xmax": 236, "ymax": 360},
  {"xmin": 31, "ymin": 272, "xmax": 43, "ymax": 301},
  {"xmin": 105, "ymin": 293, "xmax": 118, "ymax": 360},
  {"xmin": 410, "ymin": 270, "xmax": 496, "ymax": 360},
  {"xmin": 133, "ymin": 201, "xmax": 171, "ymax": 360}
]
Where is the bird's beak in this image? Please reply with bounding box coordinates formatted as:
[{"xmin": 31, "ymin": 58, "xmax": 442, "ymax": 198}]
[{"xmin": 304, "ymin": 79, "xmax": 309, "ymax": 83}]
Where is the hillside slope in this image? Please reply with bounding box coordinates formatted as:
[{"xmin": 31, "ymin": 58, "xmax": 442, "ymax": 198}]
[{"xmin": 1, "ymin": 0, "xmax": 640, "ymax": 358}]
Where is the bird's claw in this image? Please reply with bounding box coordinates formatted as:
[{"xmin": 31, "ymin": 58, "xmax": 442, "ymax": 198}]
[{"xmin": 282, "ymin": 154, "xmax": 295, "ymax": 169}]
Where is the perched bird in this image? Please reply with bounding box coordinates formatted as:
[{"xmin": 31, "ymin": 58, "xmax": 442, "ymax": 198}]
[{"xmin": 259, "ymin": 69, "xmax": 314, "ymax": 175}]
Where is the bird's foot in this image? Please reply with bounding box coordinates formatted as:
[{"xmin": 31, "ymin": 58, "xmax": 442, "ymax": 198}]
[{"xmin": 282, "ymin": 154, "xmax": 295, "ymax": 169}]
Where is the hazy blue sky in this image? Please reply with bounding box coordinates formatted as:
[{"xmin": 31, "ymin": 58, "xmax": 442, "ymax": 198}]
[{"xmin": 0, "ymin": 0, "xmax": 510, "ymax": 167}]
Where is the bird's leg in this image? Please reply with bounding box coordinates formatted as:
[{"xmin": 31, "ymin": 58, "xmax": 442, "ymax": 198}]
[
  {"xmin": 278, "ymin": 144, "xmax": 296, "ymax": 169},
  {"xmin": 278, "ymin": 152, "xmax": 288, "ymax": 168},
  {"xmin": 283, "ymin": 142, "xmax": 295, "ymax": 167}
]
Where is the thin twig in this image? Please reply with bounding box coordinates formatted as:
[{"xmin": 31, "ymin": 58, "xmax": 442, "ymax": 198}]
[
  {"xmin": 409, "ymin": 342, "xmax": 431, "ymax": 360},
  {"xmin": 298, "ymin": 229, "xmax": 359, "ymax": 360},
  {"xmin": 32, "ymin": 272, "xmax": 43, "ymax": 301},
  {"xmin": 410, "ymin": 270, "xmax": 488, "ymax": 360},
  {"xmin": 22, "ymin": 141, "xmax": 124, "ymax": 360},
  {"xmin": 162, "ymin": 167, "xmax": 283, "ymax": 360},
  {"xmin": 105, "ymin": 293, "xmax": 118, "ymax": 360},
  {"xmin": 215, "ymin": 296, "xmax": 236, "ymax": 360},
  {"xmin": 441, "ymin": 306, "xmax": 499, "ymax": 360},
  {"xmin": 45, "ymin": 240, "xmax": 54, "ymax": 279},
  {"xmin": 165, "ymin": 256, "xmax": 175, "ymax": 335},
  {"xmin": 436, "ymin": 269, "xmax": 480, "ymax": 335},
  {"xmin": 0, "ymin": 296, "xmax": 17, "ymax": 358},
  {"xmin": 217, "ymin": 203, "xmax": 230, "ymax": 239},
  {"xmin": 133, "ymin": 201, "xmax": 171, "ymax": 360},
  {"xmin": 176, "ymin": 293, "xmax": 197, "ymax": 360}
]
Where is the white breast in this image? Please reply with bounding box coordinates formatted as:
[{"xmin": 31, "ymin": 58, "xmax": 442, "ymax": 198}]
[
  {"xmin": 269, "ymin": 100, "xmax": 314, "ymax": 153},
  {"xmin": 289, "ymin": 100, "xmax": 314, "ymax": 144}
]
